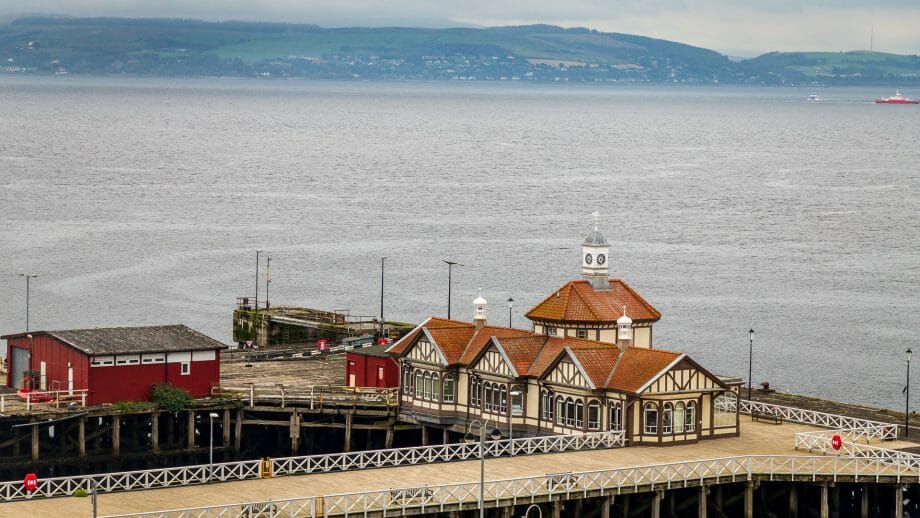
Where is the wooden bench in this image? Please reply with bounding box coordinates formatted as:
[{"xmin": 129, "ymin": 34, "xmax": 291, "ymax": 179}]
[{"xmin": 751, "ymin": 412, "xmax": 783, "ymax": 425}]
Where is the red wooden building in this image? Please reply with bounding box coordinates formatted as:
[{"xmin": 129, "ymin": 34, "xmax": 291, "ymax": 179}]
[
  {"xmin": 345, "ymin": 344, "xmax": 398, "ymax": 388},
  {"xmin": 2, "ymin": 325, "xmax": 224, "ymax": 405}
]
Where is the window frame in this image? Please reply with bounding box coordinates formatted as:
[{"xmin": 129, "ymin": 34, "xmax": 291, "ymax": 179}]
[
  {"xmin": 587, "ymin": 400, "xmax": 600, "ymax": 430},
  {"xmin": 644, "ymin": 403, "xmax": 658, "ymax": 435}
]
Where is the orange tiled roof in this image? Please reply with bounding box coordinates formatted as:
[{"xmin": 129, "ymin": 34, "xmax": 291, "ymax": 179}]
[
  {"xmin": 525, "ymin": 279, "xmax": 661, "ymax": 324},
  {"xmin": 459, "ymin": 326, "xmax": 535, "ymax": 365},
  {"xmin": 387, "ymin": 317, "xmax": 474, "ymax": 359},
  {"xmin": 493, "ymin": 335, "xmax": 550, "ymax": 375},
  {"xmin": 568, "ymin": 347, "xmax": 621, "ymax": 388},
  {"xmin": 605, "ymin": 347, "xmax": 681, "ymax": 393}
]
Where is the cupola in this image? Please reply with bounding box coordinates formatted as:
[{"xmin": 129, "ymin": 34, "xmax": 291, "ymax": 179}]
[
  {"xmin": 581, "ymin": 211, "xmax": 610, "ymax": 291},
  {"xmin": 616, "ymin": 306, "xmax": 633, "ymax": 348},
  {"xmin": 473, "ymin": 288, "xmax": 488, "ymax": 329}
]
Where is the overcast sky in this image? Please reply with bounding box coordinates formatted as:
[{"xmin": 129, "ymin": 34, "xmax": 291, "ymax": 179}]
[{"xmin": 6, "ymin": 0, "xmax": 920, "ymax": 56}]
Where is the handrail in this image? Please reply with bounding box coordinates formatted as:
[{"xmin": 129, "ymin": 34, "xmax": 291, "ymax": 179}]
[
  {"xmin": 103, "ymin": 453, "xmax": 920, "ymax": 518},
  {"xmin": 0, "ymin": 389, "xmax": 89, "ymax": 414},
  {"xmin": 738, "ymin": 399, "xmax": 898, "ymax": 438},
  {"xmin": 0, "ymin": 430, "xmax": 624, "ymax": 502},
  {"xmin": 212, "ymin": 384, "xmax": 400, "ymax": 409}
]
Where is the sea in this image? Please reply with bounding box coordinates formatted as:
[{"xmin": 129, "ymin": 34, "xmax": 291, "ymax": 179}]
[{"xmin": 0, "ymin": 76, "xmax": 918, "ymax": 409}]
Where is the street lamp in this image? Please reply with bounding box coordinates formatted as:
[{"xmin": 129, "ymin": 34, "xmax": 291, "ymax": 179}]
[
  {"xmin": 18, "ymin": 272, "xmax": 38, "ymax": 333},
  {"xmin": 747, "ymin": 329, "xmax": 755, "ymax": 401},
  {"xmin": 522, "ymin": 504, "xmax": 543, "ymax": 518},
  {"xmin": 26, "ymin": 334, "xmax": 33, "ymax": 389},
  {"xmin": 209, "ymin": 412, "xmax": 219, "ymax": 482},
  {"xmin": 264, "ymin": 255, "xmax": 271, "ymax": 309},
  {"xmin": 254, "ymin": 250, "xmax": 262, "ymax": 310},
  {"xmin": 507, "ymin": 298, "xmax": 514, "ymax": 328},
  {"xmin": 906, "ymin": 348, "xmax": 912, "ymax": 438},
  {"xmin": 443, "ymin": 261, "xmax": 459, "ymax": 319},
  {"xmin": 380, "ymin": 257, "xmax": 386, "ymax": 337},
  {"xmin": 464, "ymin": 419, "xmax": 501, "ymax": 518}
]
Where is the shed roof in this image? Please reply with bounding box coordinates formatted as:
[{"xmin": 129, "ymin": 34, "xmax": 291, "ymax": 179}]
[{"xmin": 3, "ymin": 325, "xmax": 225, "ymax": 355}]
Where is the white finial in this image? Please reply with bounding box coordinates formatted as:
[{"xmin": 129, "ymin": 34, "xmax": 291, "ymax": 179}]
[
  {"xmin": 623, "ymin": 305, "xmax": 627, "ymax": 317},
  {"xmin": 592, "ymin": 210, "xmax": 599, "ymax": 231}
]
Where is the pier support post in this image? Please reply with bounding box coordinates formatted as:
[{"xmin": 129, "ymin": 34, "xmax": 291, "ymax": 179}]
[
  {"xmin": 344, "ymin": 413, "xmax": 353, "ymax": 453},
  {"xmin": 500, "ymin": 505, "xmax": 512, "ymax": 518},
  {"xmin": 550, "ymin": 500, "xmax": 561, "ymax": 518},
  {"xmin": 442, "ymin": 427, "xmax": 449, "ymax": 445},
  {"xmin": 289, "ymin": 412, "xmax": 301, "ymax": 455},
  {"xmin": 789, "ymin": 484, "xmax": 798, "ymax": 518},
  {"xmin": 385, "ymin": 423, "xmax": 394, "ymax": 449},
  {"xmin": 744, "ymin": 481, "xmax": 754, "ymax": 518},
  {"xmin": 601, "ymin": 495, "xmax": 614, "ymax": 518},
  {"xmin": 421, "ymin": 425, "xmax": 428, "ymax": 446},
  {"xmin": 112, "ymin": 416, "xmax": 121, "ymax": 457},
  {"xmin": 860, "ymin": 485, "xmax": 869, "ymax": 518},
  {"xmin": 651, "ymin": 489, "xmax": 663, "ymax": 518},
  {"xmin": 151, "ymin": 412, "xmax": 159, "ymax": 454},
  {"xmin": 78, "ymin": 415, "xmax": 87, "ymax": 458},
  {"xmin": 699, "ymin": 485, "xmax": 708, "ymax": 518},
  {"xmin": 894, "ymin": 484, "xmax": 904, "ymax": 518},
  {"xmin": 187, "ymin": 410, "xmax": 195, "ymax": 449},
  {"xmin": 820, "ymin": 483, "xmax": 829, "ymax": 518},
  {"xmin": 234, "ymin": 408, "xmax": 243, "ymax": 453},
  {"xmin": 31, "ymin": 423, "xmax": 39, "ymax": 462},
  {"xmin": 222, "ymin": 409, "xmax": 231, "ymax": 447}
]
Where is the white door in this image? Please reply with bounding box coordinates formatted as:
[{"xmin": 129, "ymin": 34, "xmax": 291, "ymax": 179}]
[
  {"xmin": 39, "ymin": 361, "xmax": 47, "ymax": 391},
  {"xmin": 348, "ymin": 372, "xmax": 356, "ymax": 387},
  {"xmin": 68, "ymin": 366, "xmax": 74, "ymax": 396}
]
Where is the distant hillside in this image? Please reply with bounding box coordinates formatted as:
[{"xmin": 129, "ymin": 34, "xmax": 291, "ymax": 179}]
[
  {"xmin": 742, "ymin": 51, "xmax": 920, "ymax": 84},
  {"xmin": 1, "ymin": 17, "xmax": 919, "ymax": 85}
]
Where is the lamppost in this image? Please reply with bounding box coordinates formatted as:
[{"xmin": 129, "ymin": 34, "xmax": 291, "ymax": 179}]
[
  {"xmin": 264, "ymin": 255, "xmax": 271, "ymax": 309},
  {"xmin": 209, "ymin": 412, "xmax": 219, "ymax": 482},
  {"xmin": 747, "ymin": 329, "xmax": 755, "ymax": 401},
  {"xmin": 443, "ymin": 260, "xmax": 458, "ymax": 319},
  {"xmin": 254, "ymin": 250, "xmax": 262, "ymax": 310},
  {"xmin": 26, "ymin": 334, "xmax": 33, "ymax": 389},
  {"xmin": 906, "ymin": 348, "xmax": 912, "ymax": 437},
  {"xmin": 380, "ymin": 257, "xmax": 386, "ymax": 337},
  {"xmin": 464, "ymin": 419, "xmax": 500, "ymax": 518},
  {"xmin": 18, "ymin": 272, "xmax": 38, "ymax": 333},
  {"xmin": 507, "ymin": 298, "xmax": 514, "ymax": 328}
]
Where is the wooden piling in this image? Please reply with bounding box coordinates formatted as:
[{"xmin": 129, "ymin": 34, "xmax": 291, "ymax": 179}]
[
  {"xmin": 186, "ymin": 410, "xmax": 195, "ymax": 449},
  {"xmin": 234, "ymin": 408, "xmax": 243, "ymax": 453},
  {"xmin": 421, "ymin": 425, "xmax": 428, "ymax": 446},
  {"xmin": 289, "ymin": 412, "xmax": 301, "ymax": 454},
  {"xmin": 860, "ymin": 485, "xmax": 869, "ymax": 518},
  {"xmin": 651, "ymin": 489, "xmax": 663, "ymax": 518},
  {"xmin": 78, "ymin": 415, "xmax": 86, "ymax": 458},
  {"xmin": 744, "ymin": 481, "xmax": 754, "ymax": 518},
  {"xmin": 820, "ymin": 483, "xmax": 829, "ymax": 518},
  {"xmin": 151, "ymin": 412, "xmax": 159, "ymax": 454},
  {"xmin": 698, "ymin": 484, "xmax": 708, "ymax": 518},
  {"xmin": 222, "ymin": 409, "xmax": 231, "ymax": 447},
  {"xmin": 112, "ymin": 416, "xmax": 120, "ymax": 457},
  {"xmin": 31, "ymin": 423, "xmax": 39, "ymax": 462},
  {"xmin": 385, "ymin": 423, "xmax": 394, "ymax": 449},
  {"xmin": 344, "ymin": 413, "xmax": 353, "ymax": 453},
  {"xmin": 789, "ymin": 484, "xmax": 798, "ymax": 518}
]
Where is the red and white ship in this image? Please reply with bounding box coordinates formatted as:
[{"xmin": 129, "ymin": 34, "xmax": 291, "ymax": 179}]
[{"xmin": 875, "ymin": 90, "xmax": 919, "ymax": 104}]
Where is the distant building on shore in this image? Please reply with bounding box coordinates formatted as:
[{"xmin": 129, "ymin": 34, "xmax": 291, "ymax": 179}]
[{"xmin": 389, "ymin": 219, "xmax": 742, "ymax": 445}]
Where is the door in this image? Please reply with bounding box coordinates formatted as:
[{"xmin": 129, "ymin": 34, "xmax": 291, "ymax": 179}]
[
  {"xmin": 377, "ymin": 366, "xmax": 385, "ymax": 386},
  {"xmin": 39, "ymin": 361, "xmax": 47, "ymax": 390},
  {"xmin": 68, "ymin": 366, "xmax": 74, "ymax": 396},
  {"xmin": 10, "ymin": 347, "xmax": 28, "ymax": 389},
  {"xmin": 348, "ymin": 361, "xmax": 356, "ymax": 387}
]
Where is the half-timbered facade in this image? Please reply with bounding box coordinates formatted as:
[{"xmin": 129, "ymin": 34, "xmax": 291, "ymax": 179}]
[{"xmin": 388, "ymin": 221, "xmax": 742, "ymax": 446}]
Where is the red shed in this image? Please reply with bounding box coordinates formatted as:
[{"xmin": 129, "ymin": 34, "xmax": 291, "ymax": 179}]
[
  {"xmin": 2, "ymin": 325, "xmax": 224, "ymax": 405},
  {"xmin": 345, "ymin": 344, "xmax": 398, "ymax": 388}
]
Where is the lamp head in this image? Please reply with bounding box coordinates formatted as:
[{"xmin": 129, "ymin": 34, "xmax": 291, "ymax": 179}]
[
  {"xmin": 749, "ymin": 329, "xmax": 754, "ymax": 339},
  {"xmin": 209, "ymin": 412, "xmax": 219, "ymax": 419},
  {"xmin": 908, "ymin": 348, "xmax": 913, "ymax": 362}
]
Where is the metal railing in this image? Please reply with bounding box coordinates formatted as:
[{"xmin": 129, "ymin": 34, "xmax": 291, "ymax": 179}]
[
  {"xmin": 105, "ymin": 453, "xmax": 920, "ymax": 518},
  {"xmin": 738, "ymin": 399, "xmax": 899, "ymax": 439},
  {"xmin": 213, "ymin": 385, "xmax": 399, "ymax": 409},
  {"xmin": 0, "ymin": 389, "xmax": 88, "ymax": 414},
  {"xmin": 0, "ymin": 430, "xmax": 624, "ymax": 502}
]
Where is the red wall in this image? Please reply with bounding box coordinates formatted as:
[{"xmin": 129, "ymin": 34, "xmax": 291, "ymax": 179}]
[
  {"xmin": 88, "ymin": 359, "xmax": 219, "ymax": 404},
  {"xmin": 345, "ymin": 352, "xmax": 398, "ymax": 388},
  {"xmin": 5, "ymin": 335, "xmax": 90, "ymax": 393}
]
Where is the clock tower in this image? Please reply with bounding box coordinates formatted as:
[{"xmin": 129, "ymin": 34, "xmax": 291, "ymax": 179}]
[{"xmin": 581, "ymin": 211, "xmax": 610, "ymax": 291}]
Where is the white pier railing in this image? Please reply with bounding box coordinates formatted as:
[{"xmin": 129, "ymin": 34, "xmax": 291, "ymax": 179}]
[
  {"xmin": 738, "ymin": 399, "xmax": 899, "ymax": 439},
  {"xmin": 104, "ymin": 453, "xmax": 920, "ymax": 518},
  {"xmin": 0, "ymin": 430, "xmax": 624, "ymax": 502}
]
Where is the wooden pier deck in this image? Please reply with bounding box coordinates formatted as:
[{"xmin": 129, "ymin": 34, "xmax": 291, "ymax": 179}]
[{"xmin": 4, "ymin": 420, "xmax": 914, "ymax": 517}]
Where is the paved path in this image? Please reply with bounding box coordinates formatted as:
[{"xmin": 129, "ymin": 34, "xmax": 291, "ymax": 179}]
[{"xmin": 5, "ymin": 420, "xmax": 913, "ymax": 517}]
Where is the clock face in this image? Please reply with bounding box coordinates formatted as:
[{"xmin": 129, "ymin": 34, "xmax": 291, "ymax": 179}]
[
  {"xmin": 584, "ymin": 253, "xmax": 593, "ymax": 265},
  {"xmin": 597, "ymin": 254, "xmax": 606, "ymax": 265}
]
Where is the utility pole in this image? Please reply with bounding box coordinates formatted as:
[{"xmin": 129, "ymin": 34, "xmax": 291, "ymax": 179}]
[
  {"xmin": 380, "ymin": 257, "xmax": 386, "ymax": 337},
  {"xmin": 443, "ymin": 261, "xmax": 458, "ymax": 319},
  {"xmin": 748, "ymin": 329, "xmax": 755, "ymax": 401},
  {"xmin": 18, "ymin": 272, "xmax": 38, "ymax": 332},
  {"xmin": 265, "ymin": 255, "xmax": 271, "ymax": 309},
  {"xmin": 254, "ymin": 250, "xmax": 262, "ymax": 310}
]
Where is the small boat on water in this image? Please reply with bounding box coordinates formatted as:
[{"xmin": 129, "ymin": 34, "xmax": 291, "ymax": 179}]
[
  {"xmin": 17, "ymin": 388, "xmax": 53, "ymax": 402},
  {"xmin": 808, "ymin": 93, "xmax": 822, "ymax": 101},
  {"xmin": 875, "ymin": 90, "xmax": 919, "ymax": 104}
]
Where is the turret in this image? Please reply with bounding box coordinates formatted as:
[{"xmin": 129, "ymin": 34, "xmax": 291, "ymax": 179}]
[
  {"xmin": 473, "ymin": 288, "xmax": 488, "ymax": 330},
  {"xmin": 616, "ymin": 306, "xmax": 633, "ymax": 351},
  {"xmin": 581, "ymin": 211, "xmax": 610, "ymax": 291}
]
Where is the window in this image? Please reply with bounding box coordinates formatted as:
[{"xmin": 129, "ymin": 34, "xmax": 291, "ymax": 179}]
[
  {"xmin": 470, "ymin": 377, "xmax": 481, "ymax": 407},
  {"xmin": 575, "ymin": 400, "xmax": 584, "ymax": 428},
  {"xmin": 662, "ymin": 403, "xmax": 673, "ymax": 434},
  {"xmin": 609, "ymin": 402, "xmax": 622, "ymax": 431},
  {"xmin": 544, "ymin": 326, "xmax": 557, "ymax": 336},
  {"xmin": 674, "ymin": 402, "xmax": 685, "ymax": 433},
  {"xmin": 443, "ymin": 374, "xmax": 455, "ymax": 403},
  {"xmin": 403, "ymin": 366, "xmax": 412, "ymax": 394},
  {"xmin": 510, "ymin": 385, "xmax": 524, "ymax": 416},
  {"xmin": 713, "ymin": 392, "xmax": 737, "ymax": 427},
  {"xmin": 181, "ymin": 362, "xmax": 190, "ymax": 375},
  {"xmin": 556, "ymin": 396, "xmax": 565, "ymax": 425},
  {"xmin": 686, "ymin": 402, "xmax": 697, "ymax": 432},
  {"xmin": 499, "ymin": 385, "xmax": 508, "ymax": 414},
  {"xmin": 484, "ymin": 383, "xmax": 494, "ymax": 412},
  {"xmin": 423, "ymin": 373, "xmax": 431, "ymax": 400},
  {"xmin": 576, "ymin": 329, "xmax": 588, "ymax": 339},
  {"xmin": 644, "ymin": 403, "xmax": 658, "ymax": 434},
  {"xmin": 431, "ymin": 373, "xmax": 440, "ymax": 402},
  {"xmin": 588, "ymin": 400, "xmax": 600, "ymax": 430},
  {"xmin": 566, "ymin": 398, "xmax": 575, "ymax": 426},
  {"xmin": 377, "ymin": 366, "xmax": 385, "ymax": 382},
  {"xmin": 415, "ymin": 371, "xmax": 423, "ymax": 398},
  {"xmin": 541, "ymin": 389, "xmax": 554, "ymax": 421}
]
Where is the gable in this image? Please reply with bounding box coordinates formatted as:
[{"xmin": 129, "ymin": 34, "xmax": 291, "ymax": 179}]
[
  {"xmin": 544, "ymin": 358, "xmax": 591, "ymax": 389},
  {"xmin": 405, "ymin": 334, "xmax": 447, "ymax": 366},
  {"xmin": 640, "ymin": 358, "xmax": 723, "ymax": 395},
  {"xmin": 471, "ymin": 344, "xmax": 515, "ymax": 377}
]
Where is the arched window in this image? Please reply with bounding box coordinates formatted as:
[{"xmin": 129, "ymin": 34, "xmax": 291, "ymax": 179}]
[
  {"xmin": 714, "ymin": 392, "xmax": 737, "ymax": 427},
  {"xmin": 470, "ymin": 377, "xmax": 481, "ymax": 407},
  {"xmin": 686, "ymin": 401, "xmax": 697, "ymax": 432},
  {"xmin": 510, "ymin": 385, "xmax": 524, "ymax": 416},
  {"xmin": 662, "ymin": 403, "xmax": 673, "ymax": 434},
  {"xmin": 423, "ymin": 373, "xmax": 432, "ymax": 400},
  {"xmin": 609, "ymin": 402, "xmax": 622, "ymax": 431},
  {"xmin": 499, "ymin": 385, "xmax": 508, "ymax": 414},
  {"xmin": 674, "ymin": 402, "xmax": 685, "ymax": 434},
  {"xmin": 443, "ymin": 374, "xmax": 455, "ymax": 403},
  {"xmin": 644, "ymin": 403, "xmax": 658, "ymax": 435},
  {"xmin": 556, "ymin": 396, "xmax": 565, "ymax": 425},
  {"xmin": 541, "ymin": 389, "xmax": 554, "ymax": 421},
  {"xmin": 414, "ymin": 371, "xmax": 423, "ymax": 398},
  {"xmin": 402, "ymin": 366, "xmax": 412, "ymax": 394},
  {"xmin": 587, "ymin": 400, "xmax": 601, "ymax": 430},
  {"xmin": 431, "ymin": 373, "xmax": 440, "ymax": 402},
  {"xmin": 484, "ymin": 383, "xmax": 494, "ymax": 412},
  {"xmin": 566, "ymin": 398, "xmax": 575, "ymax": 427},
  {"xmin": 575, "ymin": 400, "xmax": 585, "ymax": 428}
]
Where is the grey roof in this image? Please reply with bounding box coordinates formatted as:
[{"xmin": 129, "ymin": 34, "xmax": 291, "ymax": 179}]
[
  {"xmin": 583, "ymin": 229, "xmax": 609, "ymax": 246},
  {"xmin": 5, "ymin": 325, "xmax": 225, "ymax": 355},
  {"xmin": 347, "ymin": 343, "xmax": 393, "ymax": 358}
]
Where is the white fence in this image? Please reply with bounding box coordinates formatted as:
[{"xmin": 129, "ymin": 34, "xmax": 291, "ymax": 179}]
[
  {"xmin": 739, "ymin": 399, "xmax": 899, "ymax": 440},
  {"xmin": 0, "ymin": 430, "xmax": 624, "ymax": 502},
  {"xmin": 105, "ymin": 453, "xmax": 920, "ymax": 518},
  {"xmin": 0, "ymin": 389, "xmax": 88, "ymax": 414},
  {"xmin": 213, "ymin": 385, "xmax": 399, "ymax": 409}
]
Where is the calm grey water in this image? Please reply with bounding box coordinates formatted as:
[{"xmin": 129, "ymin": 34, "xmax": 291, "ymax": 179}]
[{"xmin": 1, "ymin": 76, "xmax": 918, "ymax": 409}]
